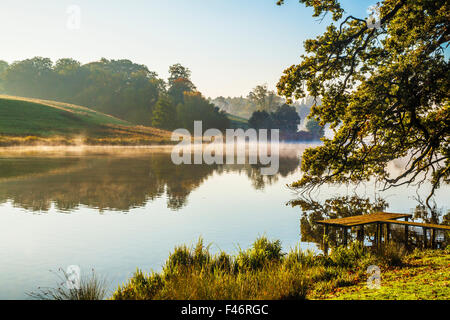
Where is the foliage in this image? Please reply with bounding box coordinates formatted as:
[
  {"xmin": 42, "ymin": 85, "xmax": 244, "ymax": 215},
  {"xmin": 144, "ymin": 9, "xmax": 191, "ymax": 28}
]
[
  {"xmin": 2, "ymin": 58, "xmax": 232, "ymax": 132},
  {"xmin": 175, "ymin": 92, "xmax": 230, "ymax": 133},
  {"xmin": 167, "ymin": 63, "xmax": 196, "ymax": 105},
  {"xmin": 151, "ymin": 95, "xmax": 177, "ymax": 130},
  {"xmin": 277, "ymin": 0, "xmax": 449, "ymax": 210},
  {"xmin": 247, "ymin": 84, "xmax": 284, "ymax": 113},
  {"xmin": 329, "ymin": 242, "xmax": 368, "ymax": 268},
  {"xmin": 168, "ymin": 63, "xmax": 196, "ymax": 90},
  {"xmin": 248, "ymin": 104, "xmax": 300, "ymax": 132},
  {"xmin": 248, "ymin": 110, "xmax": 272, "ymax": 129},
  {"xmin": 211, "ymin": 84, "xmax": 299, "ymax": 119},
  {"xmin": 211, "ymin": 95, "xmax": 257, "ymax": 119},
  {"xmin": 0, "ymin": 60, "xmax": 8, "ymax": 93},
  {"xmin": 235, "ymin": 237, "xmax": 284, "ymax": 271},
  {"xmin": 305, "ymin": 119, "xmax": 324, "ymax": 140},
  {"xmin": 2, "ymin": 57, "xmax": 164, "ymax": 125}
]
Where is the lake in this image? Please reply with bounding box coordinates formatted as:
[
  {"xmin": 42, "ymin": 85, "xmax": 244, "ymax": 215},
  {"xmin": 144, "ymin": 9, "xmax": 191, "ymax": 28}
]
[{"xmin": 0, "ymin": 145, "xmax": 448, "ymax": 299}]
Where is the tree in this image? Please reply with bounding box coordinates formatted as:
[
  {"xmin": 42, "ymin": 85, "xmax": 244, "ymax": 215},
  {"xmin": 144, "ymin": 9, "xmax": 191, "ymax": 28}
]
[
  {"xmin": 247, "ymin": 84, "xmax": 283, "ymax": 112},
  {"xmin": 249, "ymin": 105, "xmax": 300, "ymax": 133},
  {"xmin": 168, "ymin": 64, "xmax": 196, "ymax": 105},
  {"xmin": 3, "ymin": 57, "xmax": 55, "ymax": 98},
  {"xmin": 177, "ymin": 92, "xmax": 230, "ymax": 133},
  {"xmin": 1, "ymin": 57, "xmax": 165, "ymax": 126},
  {"xmin": 305, "ymin": 119, "xmax": 324, "ymax": 140},
  {"xmin": 151, "ymin": 95, "xmax": 177, "ymax": 130},
  {"xmin": 249, "ymin": 110, "xmax": 272, "ymax": 129},
  {"xmin": 272, "ymin": 104, "xmax": 300, "ymax": 133},
  {"xmin": 277, "ymin": 0, "xmax": 449, "ymax": 208},
  {"xmin": 0, "ymin": 60, "xmax": 8, "ymax": 93}
]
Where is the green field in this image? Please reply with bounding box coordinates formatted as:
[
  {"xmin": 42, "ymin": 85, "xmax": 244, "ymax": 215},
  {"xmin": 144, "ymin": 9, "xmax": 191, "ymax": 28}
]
[
  {"xmin": 226, "ymin": 113, "xmax": 250, "ymax": 130},
  {"xmin": 0, "ymin": 95, "xmax": 172, "ymax": 145}
]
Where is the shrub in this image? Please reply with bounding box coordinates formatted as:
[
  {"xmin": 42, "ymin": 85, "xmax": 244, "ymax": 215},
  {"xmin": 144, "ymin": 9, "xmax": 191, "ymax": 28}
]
[
  {"xmin": 211, "ymin": 252, "xmax": 233, "ymax": 272},
  {"xmin": 329, "ymin": 242, "xmax": 368, "ymax": 268},
  {"xmin": 235, "ymin": 236, "xmax": 284, "ymax": 271},
  {"xmin": 284, "ymin": 246, "xmax": 319, "ymax": 268},
  {"xmin": 112, "ymin": 269, "xmax": 163, "ymax": 300},
  {"xmin": 163, "ymin": 245, "xmax": 193, "ymax": 275},
  {"xmin": 162, "ymin": 238, "xmax": 211, "ymax": 275}
]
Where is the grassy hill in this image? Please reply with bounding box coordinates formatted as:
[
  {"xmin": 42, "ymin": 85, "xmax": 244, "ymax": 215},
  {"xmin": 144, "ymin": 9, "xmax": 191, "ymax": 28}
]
[
  {"xmin": 0, "ymin": 95, "xmax": 173, "ymax": 146},
  {"xmin": 227, "ymin": 113, "xmax": 249, "ymax": 130}
]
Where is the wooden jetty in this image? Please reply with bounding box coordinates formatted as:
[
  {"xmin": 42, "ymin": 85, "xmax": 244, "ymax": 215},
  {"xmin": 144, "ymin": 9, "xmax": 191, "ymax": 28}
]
[{"xmin": 316, "ymin": 212, "xmax": 450, "ymax": 254}]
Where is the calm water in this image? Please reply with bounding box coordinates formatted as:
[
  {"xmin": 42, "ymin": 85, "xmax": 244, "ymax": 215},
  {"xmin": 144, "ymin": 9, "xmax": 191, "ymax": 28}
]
[{"xmin": 0, "ymin": 145, "xmax": 448, "ymax": 299}]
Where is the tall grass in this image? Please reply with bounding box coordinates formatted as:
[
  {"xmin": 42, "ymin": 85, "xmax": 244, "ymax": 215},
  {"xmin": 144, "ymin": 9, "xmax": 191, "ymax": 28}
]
[
  {"xmin": 113, "ymin": 237, "xmax": 397, "ymax": 300},
  {"xmin": 27, "ymin": 268, "xmax": 108, "ymax": 300}
]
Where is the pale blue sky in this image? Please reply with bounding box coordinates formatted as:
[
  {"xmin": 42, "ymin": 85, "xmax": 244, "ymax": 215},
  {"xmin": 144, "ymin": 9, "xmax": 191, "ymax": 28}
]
[{"xmin": 0, "ymin": 0, "xmax": 375, "ymax": 97}]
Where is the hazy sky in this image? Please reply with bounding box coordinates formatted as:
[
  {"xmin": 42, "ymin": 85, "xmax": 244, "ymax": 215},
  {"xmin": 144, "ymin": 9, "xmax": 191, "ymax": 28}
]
[{"xmin": 0, "ymin": 0, "xmax": 375, "ymax": 97}]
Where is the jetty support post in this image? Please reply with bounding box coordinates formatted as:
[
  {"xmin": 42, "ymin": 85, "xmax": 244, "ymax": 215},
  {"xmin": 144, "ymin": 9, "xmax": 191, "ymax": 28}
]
[
  {"xmin": 423, "ymin": 227, "xmax": 428, "ymax": 249},
  {"xmin": 386, "ymin": 223, "xmax": 390, "ymax": 244},
  {"xmin": 323, "ymin": 225, "xmax": 329, "ymax": 256},
  {"xmin": 375, "ymin": 223, "xmax": 379, "ymax": 249},
  {"xmin": 404, "ymin": 217, "xmax": 409, "ymax": 249},
  {"xmin": 343, "ymin": 227, "xmax": 348, "ymax": 247},
  {"xmin": 379, "ymin": 223, "xmax": 384, "ymax": 248},
  {"xmin": 431, "ymin": 229, "xmax": 436, "ymax": 249},
  {"xmin": 357, "ymin": 225, "xmax": 365, "ymax": 243}
]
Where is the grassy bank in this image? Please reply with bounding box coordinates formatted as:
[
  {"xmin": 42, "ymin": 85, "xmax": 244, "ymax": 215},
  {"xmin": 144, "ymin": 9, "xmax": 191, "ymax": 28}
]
[
  {"xmin": 111, "ymin": 237, "xmax": 450, "ymax": 300},
  {"xmin": 323, "ymin": 248, "xmax": 450, "ymax": 299},
  {"xmin": 0, "ymin": 95, "xmax": 173, "ymax": 146}
]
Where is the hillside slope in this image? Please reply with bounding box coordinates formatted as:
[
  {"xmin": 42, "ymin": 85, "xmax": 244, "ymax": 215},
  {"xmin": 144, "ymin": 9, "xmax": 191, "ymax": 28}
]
[
  {"xmin": 226, "ymin": 113, "xmax": 250, "ymax": 130},
  {"xmin": 0, "ymin": 95, "xmax": 173, "ymax": 145}
]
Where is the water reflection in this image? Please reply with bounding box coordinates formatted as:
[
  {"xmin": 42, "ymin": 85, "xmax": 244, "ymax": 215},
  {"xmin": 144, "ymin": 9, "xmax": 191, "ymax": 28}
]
[{"xmin": 0, "ymin": 151, "xmax": 300, "ymax": 213}]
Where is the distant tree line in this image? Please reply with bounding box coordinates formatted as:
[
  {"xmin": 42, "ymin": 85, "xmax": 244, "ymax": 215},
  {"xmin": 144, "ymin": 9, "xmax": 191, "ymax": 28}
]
[
  {"xmin": 0, "ymin": 58, "xmax": 229, "ymax": 131},
  {"xmin": 0, "ymin": 57, "xmax": 323, "ymax": 139},
  {"xmin": 210, "ymin": 86, "xmax": 320, "ymax": 122},
  {"xmin": 210, "ymin": 84, "xmax": 284, "ymax": 119},
  {"xmin": 248, "ymin": 104, "xmax": 324, "ymax": 141}
]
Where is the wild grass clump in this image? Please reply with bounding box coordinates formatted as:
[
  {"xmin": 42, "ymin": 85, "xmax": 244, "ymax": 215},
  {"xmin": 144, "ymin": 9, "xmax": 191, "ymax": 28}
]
[
  {"xmin": 28, "ymin": 268, "xmax": 108, "ymax": 300},
  {"xmin": 284, "ymin": 246, "xmax": 319, "ymax": 268},
  {"xmin": 235, "ymin": 237, "xmax": 284, "ymax": 271},
  {"xmin": 329, "ymin": 242, "xmax": 368, "ymax": 268}
]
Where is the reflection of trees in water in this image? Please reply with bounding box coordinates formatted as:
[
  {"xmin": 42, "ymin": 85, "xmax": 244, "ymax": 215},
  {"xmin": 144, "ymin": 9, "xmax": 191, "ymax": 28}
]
[
  {"xmin": 0, "ymin": 153, "xmax": 299, "ymax": 213},
  {"xmin": 220, "ymin": 156, "xmax": 300, "ymax": 190},
  {"xmin": 290, "ymin": 195, "xmax": 388, "ymax": 249}
]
